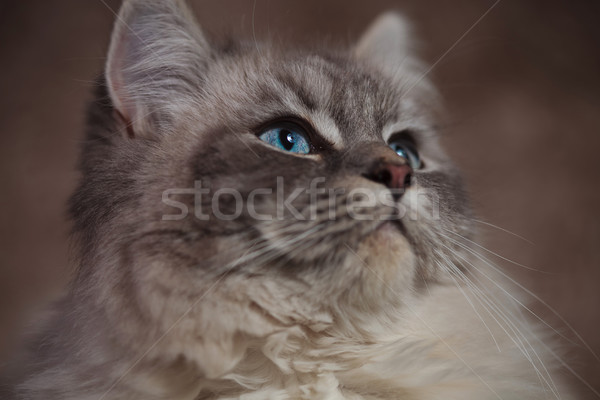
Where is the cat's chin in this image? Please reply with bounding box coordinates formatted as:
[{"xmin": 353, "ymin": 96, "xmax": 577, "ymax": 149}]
[
  {"xmin": 368, "ymin": 220, "xmax": 407, "ymax": 246},
  {"xmin": 375, "ymin": 220, "xmax": 405, "ymax": 235},
  {"xmin": 345, "ymin": 220, "xmax": 407, "ymax": 257},
  {"xmin": 353, "ymin": 220, "xmax": 416, "ymax": 285}
]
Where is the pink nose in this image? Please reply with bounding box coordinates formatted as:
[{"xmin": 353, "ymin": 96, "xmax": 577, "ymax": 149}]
[{"xmin": 368, "ymin": 163, "xmax": 413, "ymax": 190}]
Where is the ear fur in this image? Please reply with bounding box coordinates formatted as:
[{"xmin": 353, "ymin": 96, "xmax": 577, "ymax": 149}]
[
  {"xmin": 106, "ymin": 0, "xmax": 209, "ymax": 138},
  {"xmin": 355, "ymin": 12, "xmax": 426, "ymax": 88}
]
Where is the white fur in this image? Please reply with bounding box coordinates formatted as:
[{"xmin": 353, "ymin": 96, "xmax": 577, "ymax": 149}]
[{"xmin": 193, "ymin": 264, "xmax": 569, "ymax": 399}]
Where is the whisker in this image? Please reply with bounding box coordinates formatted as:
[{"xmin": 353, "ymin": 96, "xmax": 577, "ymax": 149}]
[
  {"xmin": 442, "ymin": 228, "xmax": 600, "ymax": 362},
  {"xmin": 539, "ymin": 338, "xmax": 600, "ymax": 398},
  {"xmin": 447, "ymin": 227, "xmax": 548, "ymax": 273},
  {"xmin": 441, "ymin": 232, "xmax": 579, "ymax": 347},
  {"xmin": 435, "ymin": 246, "xmax": 561, "ymax": 398},
  {"xmin": 471, "ymin": 218, "xmax": 535, "ymax": 245},
  {"xmin": 433, "ymin": 256, "xmax": 501, "ymax": 352},
  {"xmin": 435, "ymin": 248, "xmax": 557, "ymax": 392}
]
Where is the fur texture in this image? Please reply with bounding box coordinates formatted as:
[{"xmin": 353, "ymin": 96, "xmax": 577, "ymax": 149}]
[{"xmin": 2, "ymin": 1, "xmax": 573, "ymax": 399}]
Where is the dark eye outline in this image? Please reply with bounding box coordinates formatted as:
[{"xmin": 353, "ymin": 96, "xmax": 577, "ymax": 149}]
[
  {"xmin": 253, "ymin": 117, "xmax": 333, "ymax": 155},
  {"xmin": 387, "ymin": 131, "xmax": 423, "ymax": 169}
]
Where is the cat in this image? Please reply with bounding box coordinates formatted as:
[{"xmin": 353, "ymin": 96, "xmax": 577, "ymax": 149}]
[{"xmin": 2, "ymin": 0, "xmax": 574, "ymax": 399}]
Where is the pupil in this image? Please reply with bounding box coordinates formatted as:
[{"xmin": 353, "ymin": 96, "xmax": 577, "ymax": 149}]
[{"xmin": 279, "ymin": 129, "xmax": 295, "ymax": 151}]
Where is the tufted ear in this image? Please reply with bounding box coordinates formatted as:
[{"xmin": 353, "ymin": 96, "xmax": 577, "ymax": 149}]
[
  {"xmin": 355, "ymin": 13, "xmax": 425, "ymax": 86},
  {"xmin": 106, "ymin": 0, "xmax": 210, "ymax": 138}
]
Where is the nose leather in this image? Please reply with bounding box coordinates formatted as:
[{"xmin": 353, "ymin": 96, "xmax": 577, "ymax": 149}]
[{"xmin": 365, "ymin": 162, "xmax": 413, "ymax": 190}]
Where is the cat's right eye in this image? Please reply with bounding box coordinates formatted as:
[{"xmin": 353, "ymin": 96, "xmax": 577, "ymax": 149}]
[
  {"xmin": 389, "ymin": 140, "xmax": 421, "ymax": 169},
  {"xmin": 258, "ymin": 122, "xmax": 311, "ymax": 154},
  {"xmin": 387, "ymin": 132, "xmax": 421, "ymax": 169}
]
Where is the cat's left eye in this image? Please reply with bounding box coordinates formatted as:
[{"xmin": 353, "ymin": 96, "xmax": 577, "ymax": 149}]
[{"xmin": 258, "ymin": 123, "xmax": 311, "ymax": 154}]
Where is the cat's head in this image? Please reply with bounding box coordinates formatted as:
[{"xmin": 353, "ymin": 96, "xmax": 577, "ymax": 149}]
[{"xmin": 71, "ymin": 0, "xmax": 471, "ymax": 378}]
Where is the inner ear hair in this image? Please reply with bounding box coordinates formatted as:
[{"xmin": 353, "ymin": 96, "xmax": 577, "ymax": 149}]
[
  {"xmin": 114, "ymin": 109, "xmax": 136, "ymax": 139},
  {"xmin": 104, "ymin": 0, "xmax": 211, "ymax": 139}
]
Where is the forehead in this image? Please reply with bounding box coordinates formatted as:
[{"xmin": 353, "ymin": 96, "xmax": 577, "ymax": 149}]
[
  {"xmin": 208, "ymin": 50, "xmax": 411, "ymax": 147},
  {"xmin": 276, "ymin": 55, "xmax": 400, "ymax": 143}
]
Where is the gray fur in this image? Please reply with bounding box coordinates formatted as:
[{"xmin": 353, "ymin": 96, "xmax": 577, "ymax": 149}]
[{"xmin": 3, "ymin": 1, "xmax": 573, "ymax": 399}]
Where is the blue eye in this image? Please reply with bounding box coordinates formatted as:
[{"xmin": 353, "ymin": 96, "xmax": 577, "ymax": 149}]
[
  {"xmin": 389, "ymin": 141, "xmax": 421, "ymax": 169},
  {"xmin": 258, "ymin": 124, "xmax": 311, "ymax": 154}
]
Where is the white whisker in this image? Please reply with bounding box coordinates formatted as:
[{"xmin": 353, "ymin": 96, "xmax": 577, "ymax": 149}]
[
  {"xmin": 435, "ymin": 246, "xmax": 561, "ymax": 398},
  {"xmin": 448, "ymin": 227, "xmax": 549, "ymax": 273},
  {"xmin": 472, "ymin": 218, "xmax": 535, "ymax": 245},
  {"xmin": 433, "ymin": 256, "xmax": 502, "ymax": 352},
  {"xmin": 442, "ymin": 228, "xmax": 599, "ymax": 362}
]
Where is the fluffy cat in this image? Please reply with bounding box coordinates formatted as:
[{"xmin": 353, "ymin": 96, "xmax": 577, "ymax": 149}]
[{"xmin": 2, "ymin": 0, "xmax": 574, "ymax": 399}]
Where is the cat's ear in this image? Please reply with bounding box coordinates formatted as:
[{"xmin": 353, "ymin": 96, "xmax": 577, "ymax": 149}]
[
  {"xmin": 355, "ymin": 13, "xmax": 424, "ymax": 82},
  {"xmin": 106, "ymin": 0, "xmax": 209, "ymax": 138}
]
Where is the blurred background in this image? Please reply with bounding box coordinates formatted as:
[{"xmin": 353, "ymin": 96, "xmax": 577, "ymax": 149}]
[{"xmin": 1, "ymin": 0, "xmax": 599, "ymax": 398}]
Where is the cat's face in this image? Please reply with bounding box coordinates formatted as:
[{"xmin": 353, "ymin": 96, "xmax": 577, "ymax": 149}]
[{"xmin": 72, "ymin": 0, "xmax": 471, "ymax": 377}]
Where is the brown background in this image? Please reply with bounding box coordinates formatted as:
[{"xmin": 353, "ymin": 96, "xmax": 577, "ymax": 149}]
[{"xmin": 1, "ymin": 0, "xmax": 599, "ymax": 398}]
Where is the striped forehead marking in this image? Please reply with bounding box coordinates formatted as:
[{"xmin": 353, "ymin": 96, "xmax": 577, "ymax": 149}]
[{"xmin": 270, "ymin": 54, "xmax": 404, "ymax": 148}]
